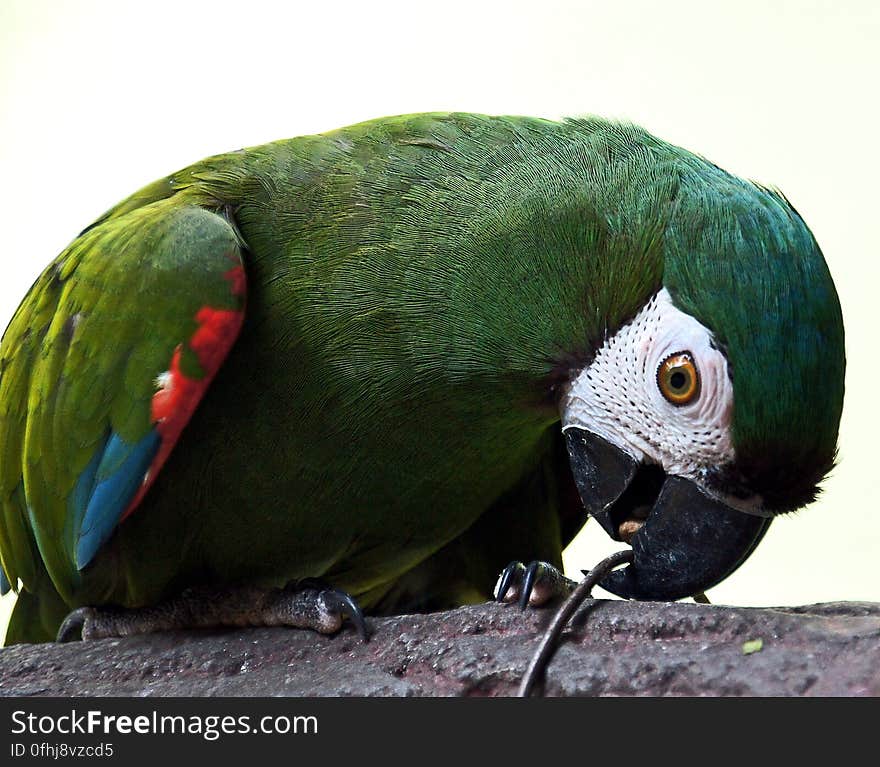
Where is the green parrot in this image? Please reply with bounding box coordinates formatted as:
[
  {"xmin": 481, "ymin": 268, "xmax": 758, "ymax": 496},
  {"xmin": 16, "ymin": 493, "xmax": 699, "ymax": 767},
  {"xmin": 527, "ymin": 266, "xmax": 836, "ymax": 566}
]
[{"xmin": 0, "ymin": 113, "xmax": 845, "ymax": 645}]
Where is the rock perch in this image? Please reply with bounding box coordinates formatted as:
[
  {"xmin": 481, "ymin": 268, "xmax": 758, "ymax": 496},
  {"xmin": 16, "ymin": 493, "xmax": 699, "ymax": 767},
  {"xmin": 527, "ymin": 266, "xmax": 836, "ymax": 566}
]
[{"xmin": 1, "ymin": 599, "xmax": 878, "ymax": 696}]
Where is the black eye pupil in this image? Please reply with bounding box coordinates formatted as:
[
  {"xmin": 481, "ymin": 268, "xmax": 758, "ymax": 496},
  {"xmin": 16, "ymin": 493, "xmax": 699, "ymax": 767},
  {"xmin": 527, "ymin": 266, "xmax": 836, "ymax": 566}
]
[{"xmin": 669, "ymin": 371, "xmax": 687, "ymax": 391}]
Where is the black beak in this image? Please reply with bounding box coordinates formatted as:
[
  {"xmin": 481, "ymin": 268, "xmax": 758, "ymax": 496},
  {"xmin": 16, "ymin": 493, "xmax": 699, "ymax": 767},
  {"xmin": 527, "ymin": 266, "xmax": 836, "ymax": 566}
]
[{"xmin": 564, "ymin": 427, "xmax": 771, "ymax": 601}]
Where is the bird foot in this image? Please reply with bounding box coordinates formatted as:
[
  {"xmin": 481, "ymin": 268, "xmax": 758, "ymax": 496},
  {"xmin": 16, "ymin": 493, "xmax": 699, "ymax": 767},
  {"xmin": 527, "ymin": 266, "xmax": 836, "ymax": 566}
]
[
  {"xmin": 494, "ymin": 560, "xmax": 577, "ymax": 609},
  {"xmin": 56, "ymin": 580, "xmax": 369, "ymax": 643}
]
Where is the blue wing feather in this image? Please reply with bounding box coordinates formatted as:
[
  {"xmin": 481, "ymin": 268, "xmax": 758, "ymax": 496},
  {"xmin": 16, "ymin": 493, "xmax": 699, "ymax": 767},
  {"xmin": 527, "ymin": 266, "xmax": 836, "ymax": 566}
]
[
  {"xmin": 74, "ymin": 431, "xmax": 160, "ymax": 570},
  {"xmin": 65, "ymin": 432, "xmax": 107, "ymax": 557}
]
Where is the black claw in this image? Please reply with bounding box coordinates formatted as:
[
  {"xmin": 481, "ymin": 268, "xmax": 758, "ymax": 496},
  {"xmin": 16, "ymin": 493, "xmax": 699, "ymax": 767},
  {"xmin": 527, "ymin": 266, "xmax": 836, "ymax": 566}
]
[
  {"xmin": 56, "ymin": 607, "xmax": 90, "ymax": 643},
  {"xmin": 495, "ymin": 561, "xmax": 524, "ymax": 603},
  {"xmin": 323, "ymin": 589, "xmax": 370, "ymax": 642},
  {"xmin": 519, "ymin": 562, "xmax": 541, "ymax": 610}
]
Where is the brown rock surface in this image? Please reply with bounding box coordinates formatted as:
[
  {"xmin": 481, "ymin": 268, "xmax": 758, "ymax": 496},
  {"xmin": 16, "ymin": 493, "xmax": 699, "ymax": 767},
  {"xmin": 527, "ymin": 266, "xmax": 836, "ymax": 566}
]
[{"xmin": 1, "ymin": 599, "xmax": 878, "ymax": 696}]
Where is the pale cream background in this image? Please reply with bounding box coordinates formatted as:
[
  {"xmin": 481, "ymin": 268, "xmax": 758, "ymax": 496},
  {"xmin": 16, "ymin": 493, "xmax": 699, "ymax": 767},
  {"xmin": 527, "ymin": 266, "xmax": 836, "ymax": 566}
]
[{"xmin": 1, "ymin": 0, "xmax": 877, "ymax": 639}]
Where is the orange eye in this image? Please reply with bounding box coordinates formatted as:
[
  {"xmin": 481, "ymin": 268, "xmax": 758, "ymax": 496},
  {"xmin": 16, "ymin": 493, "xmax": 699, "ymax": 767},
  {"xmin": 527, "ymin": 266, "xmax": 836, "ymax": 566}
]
[{"xmin": 657, "ymin": 352, "xmax": 700, "ymax": 406}]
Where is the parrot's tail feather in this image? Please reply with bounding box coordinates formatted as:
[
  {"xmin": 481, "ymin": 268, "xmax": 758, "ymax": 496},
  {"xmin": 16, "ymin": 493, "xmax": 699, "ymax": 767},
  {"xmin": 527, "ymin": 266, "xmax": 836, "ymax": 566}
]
[{"xmin": 4, "ymin": 587, "xmax": 70, "ymax": 645}]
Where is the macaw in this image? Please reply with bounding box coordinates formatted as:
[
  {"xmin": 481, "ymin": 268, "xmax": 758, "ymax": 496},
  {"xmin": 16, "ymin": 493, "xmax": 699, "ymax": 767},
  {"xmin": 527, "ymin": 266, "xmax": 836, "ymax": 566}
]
[{"xmin": 0, "ymin": 113, "xmax": 845, "ymax": 644}]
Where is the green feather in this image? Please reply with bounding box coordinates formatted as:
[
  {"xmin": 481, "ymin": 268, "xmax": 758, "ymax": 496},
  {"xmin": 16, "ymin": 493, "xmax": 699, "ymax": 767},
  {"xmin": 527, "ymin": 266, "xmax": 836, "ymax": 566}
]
[
  {"xmin": 663, "ymin": 171, "xmax": 844, "ymax": 509},
  {"xmin": 1, "ymin": 202, "xmax": 244, "ymax": 607}
]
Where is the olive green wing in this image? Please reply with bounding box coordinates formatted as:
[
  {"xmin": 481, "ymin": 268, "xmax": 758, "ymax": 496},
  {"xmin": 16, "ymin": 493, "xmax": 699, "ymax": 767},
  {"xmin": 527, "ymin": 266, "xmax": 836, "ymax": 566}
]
[{"xmin": 0, "ymin": 200, "xmax": 246, "ymax": 606}]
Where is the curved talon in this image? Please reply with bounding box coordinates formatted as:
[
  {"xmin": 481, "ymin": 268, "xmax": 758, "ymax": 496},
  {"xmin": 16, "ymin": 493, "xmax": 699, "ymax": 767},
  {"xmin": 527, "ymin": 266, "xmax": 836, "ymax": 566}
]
[
  {"xmin": 519, "ymin": 562, "xmax": 541, "ymax": 610},
  {"xmin": 321, "ymin": 589, "xmax": 370, "ymax": 642},
  {"xmin": 56, "ymin": 607, "xmax": 92, "ymax": 643},
  {"xmin": 496, "ymin": 560, "xmax": 573, "ymax": 608},
  {"xmin": 495, "ymin": 561, "xmax": 525, "ymax": 603}
]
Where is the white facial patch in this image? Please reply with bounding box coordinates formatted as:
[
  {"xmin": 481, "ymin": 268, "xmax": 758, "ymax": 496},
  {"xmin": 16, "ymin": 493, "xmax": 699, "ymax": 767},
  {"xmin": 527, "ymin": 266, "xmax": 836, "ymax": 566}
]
[{"xmin": 561, "ymin": 288, "xmax": 735, "ymax": 482}]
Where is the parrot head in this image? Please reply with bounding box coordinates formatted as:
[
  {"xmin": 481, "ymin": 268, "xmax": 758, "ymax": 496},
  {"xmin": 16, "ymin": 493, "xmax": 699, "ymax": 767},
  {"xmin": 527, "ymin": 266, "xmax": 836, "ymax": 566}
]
[{"xmin": 559, "ymin": 171, "xmax": 845, "ymax": 600}]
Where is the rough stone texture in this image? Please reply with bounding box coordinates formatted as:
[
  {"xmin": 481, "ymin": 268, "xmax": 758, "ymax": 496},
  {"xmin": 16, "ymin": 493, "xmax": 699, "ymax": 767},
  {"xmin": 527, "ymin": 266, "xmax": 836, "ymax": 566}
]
[{"xmin": 1, "ymin": 600, "xmax": 879, "ymax": 696}]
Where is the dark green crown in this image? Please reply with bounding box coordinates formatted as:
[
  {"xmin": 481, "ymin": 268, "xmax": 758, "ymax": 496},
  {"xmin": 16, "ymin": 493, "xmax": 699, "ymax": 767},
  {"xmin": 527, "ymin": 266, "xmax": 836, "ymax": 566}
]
[{"xmin": 662, "ymin": 165, "xmax": 845, "ymax": 512}]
